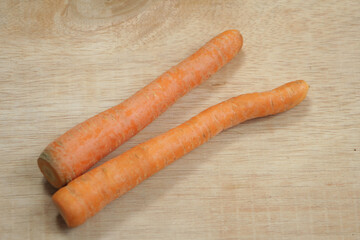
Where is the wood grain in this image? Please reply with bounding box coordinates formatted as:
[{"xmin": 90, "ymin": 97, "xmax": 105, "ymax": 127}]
[{"xmin": 0, "ymin": 0, "xmax": 359, "ymax": 239}]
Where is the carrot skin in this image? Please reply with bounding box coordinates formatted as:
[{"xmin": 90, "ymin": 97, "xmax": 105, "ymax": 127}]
[
  {"xmin": 38, "ymin": 30, "xmax": 243, "ymax": 188},
  {"xmin": 53, "ymin": 80, "xmax": 309, "ymax": 227}
]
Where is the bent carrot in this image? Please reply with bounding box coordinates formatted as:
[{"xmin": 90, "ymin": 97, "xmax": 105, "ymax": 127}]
[
  {"xmin": 38, "ymin": 30, "xmax": 243, "ymax": 188},
  {"xmin": 53, "ymin": 80, "xmax": 309, "ymax": 227}
]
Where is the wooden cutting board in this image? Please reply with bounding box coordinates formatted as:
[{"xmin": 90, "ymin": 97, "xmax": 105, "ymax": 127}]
[{"xmin": 1, "ymin": 0, "xmax": 359, "ymax": 239}]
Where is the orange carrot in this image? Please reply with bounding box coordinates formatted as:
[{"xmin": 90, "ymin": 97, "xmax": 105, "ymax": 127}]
[
  {"xmin": 38, "ymin": 30, "xmax": 243, "ymax": 188},
  {"xmin": 53, "ymin": 80, "xmax": 309, "ymax": 227}
]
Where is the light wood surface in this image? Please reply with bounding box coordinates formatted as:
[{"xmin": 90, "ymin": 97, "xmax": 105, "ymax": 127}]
[{"xmin": 1, "ymin": 0, "xmax": 359, "ymax": 239}]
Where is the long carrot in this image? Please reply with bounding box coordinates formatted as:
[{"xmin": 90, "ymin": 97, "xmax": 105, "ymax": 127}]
[
  {"xmin": 53, "ymin": 80, "xmax": 309, "ymax": 227},
  {"xmin": 38, "ymin": 30, "xmax": 243, "ymax": 188}
]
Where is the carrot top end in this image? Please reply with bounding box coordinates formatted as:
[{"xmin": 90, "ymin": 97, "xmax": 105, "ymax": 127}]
[{"xmin": 38, "ymin": 157, "xmax": 63, "ymax": 189}]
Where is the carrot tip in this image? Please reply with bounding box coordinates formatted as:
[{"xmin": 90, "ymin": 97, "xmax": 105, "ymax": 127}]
[{"xmin": 38, "ymin": 157, "xmax": 63, "ymax": 189}]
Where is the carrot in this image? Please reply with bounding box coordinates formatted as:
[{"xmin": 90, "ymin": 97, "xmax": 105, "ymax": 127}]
[
  {"xmin": 38, "ymin": 30, "xmax": 243, "ymax": 188},
  {"xmin": 52, "ymin": 80, "xmax": 309, "ymax": 227}
]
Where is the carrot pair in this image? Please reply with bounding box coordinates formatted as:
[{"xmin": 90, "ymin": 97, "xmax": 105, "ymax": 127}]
[{"xmin": 38, "ymin": 30, "xmax": 309, "ymax": 227}]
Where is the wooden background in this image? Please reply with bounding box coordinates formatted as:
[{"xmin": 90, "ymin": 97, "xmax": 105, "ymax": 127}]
[{"xmin": 1, "ymin": 0, "xmax": 359, "ymax": 239}]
